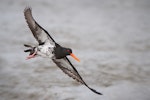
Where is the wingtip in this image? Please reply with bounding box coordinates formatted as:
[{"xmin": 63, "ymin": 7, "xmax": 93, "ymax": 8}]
[
  {"xmin": 24, "ymin": 7, "xmax": 32, "ymax": 21},
  {"xmin": 90, "ymin": 87, "xmax": 103, "ymax": 95},
  {"xmin": 24, "ymin": 6, "xmax": 32, "ymax": 14},
  {"xmin": 97, "ymin": 92, "xmax": 103, "ymax": 95},
  {"xmin": 84, "ymin": 83, "xmax": 103, "ymax": 95}
]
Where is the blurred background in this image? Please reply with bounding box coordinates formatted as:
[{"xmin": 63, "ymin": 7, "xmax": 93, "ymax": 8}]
[{"xmin": 0, "ymin": 0, "xmax": 150, "ymax": 100}]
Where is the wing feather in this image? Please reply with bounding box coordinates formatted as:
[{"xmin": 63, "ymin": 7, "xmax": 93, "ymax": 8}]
[
  {"xmin": 52, "ymin": 57, "xmax": 102, "ymax": 95},
  {"xmin": 24, "ymin": 7, "xmax": 55, "ymax": 45}
]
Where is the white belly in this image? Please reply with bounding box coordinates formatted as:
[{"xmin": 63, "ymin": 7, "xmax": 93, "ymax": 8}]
[{"xmin": 37, "ymin": 44, "xmax": 54, "ymax": 58}]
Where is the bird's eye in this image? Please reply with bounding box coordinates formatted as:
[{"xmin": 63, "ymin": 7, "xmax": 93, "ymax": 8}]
[{"xmin": 67, "ymin": 50, "xmax": 70, "ymax": 52}]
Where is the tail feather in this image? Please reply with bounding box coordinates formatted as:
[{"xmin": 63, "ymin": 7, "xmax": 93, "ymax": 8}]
[
  {"xmin": 24, "ymin": 44, "xmax": 35, "ymax": 55},
  {"xmin": 24, "ymin": 49, "xmax": 32, "ymax": 52},
  {"xmin": 24, "ymin": 44, "xmax": 33, "ymax": 47}
]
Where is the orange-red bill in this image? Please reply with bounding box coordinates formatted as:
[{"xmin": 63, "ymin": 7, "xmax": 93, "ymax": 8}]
[
  {"xmin": 26, "ymin": 51, "xmax": 37, "ymax": 60},
  {"xmin": 70, "ymin": 53, "xmax": 80, "ymax": 62}
]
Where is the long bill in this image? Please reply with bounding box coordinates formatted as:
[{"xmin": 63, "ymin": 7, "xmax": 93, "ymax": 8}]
[{"xmin": 70, "ymin": 53, "xmax": 80, "ymax": 62}]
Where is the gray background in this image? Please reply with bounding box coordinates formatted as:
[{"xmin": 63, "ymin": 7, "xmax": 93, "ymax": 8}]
[{"xmin": 0, "ymin": 0, "xmax": 150, "ymax": 100}]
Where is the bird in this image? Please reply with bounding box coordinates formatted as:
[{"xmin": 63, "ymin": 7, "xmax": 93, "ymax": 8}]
[{"xmin": 24, "ymin": 7, "xmax": 102, "ymax": 95}]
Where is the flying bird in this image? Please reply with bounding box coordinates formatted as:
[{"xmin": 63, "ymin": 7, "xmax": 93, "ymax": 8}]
[{"xmin": 24, "ymin": 7, "xmax": 102, "ymax": 95}]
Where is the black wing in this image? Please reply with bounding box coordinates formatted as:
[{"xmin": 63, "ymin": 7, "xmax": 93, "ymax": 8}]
[
  {"xmin": 52, "ymin": 57, "xmax": 102, "ymax": 95},
  {"xmin": 24, "ymin": 7, "xmax": 55, "ymax": 45}
]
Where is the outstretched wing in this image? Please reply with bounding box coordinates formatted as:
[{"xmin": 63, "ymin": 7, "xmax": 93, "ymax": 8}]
[
  {"xmin": 52, "ymin": 57, "xmax": 102, "ymax": 95},
  {"xmin": 24, "ymin": 7, "xmax": 55, "ymax": 45}
]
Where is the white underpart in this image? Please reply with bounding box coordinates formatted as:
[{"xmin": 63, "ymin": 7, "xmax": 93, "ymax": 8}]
[{"xmin": 37, "ymin": 42, "xmax": 55, "ymax": 58}]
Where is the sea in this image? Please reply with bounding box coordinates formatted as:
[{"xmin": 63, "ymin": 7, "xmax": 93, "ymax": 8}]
[{"xmin": 0, "ymin": 0, "xmax": 150, "ymax": 100}]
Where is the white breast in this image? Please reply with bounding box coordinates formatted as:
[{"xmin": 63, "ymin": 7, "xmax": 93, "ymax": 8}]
[{"xmin": 37, "ymin": 43, "xmax": 55, "ymax": 58}]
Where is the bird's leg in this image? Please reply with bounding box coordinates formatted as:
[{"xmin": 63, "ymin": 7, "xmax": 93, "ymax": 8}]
[
  {"xmin": 26, "ymin": 51, "xmax": 37, "ymax": 60},
  {"xmin": 24, "ymin": 44, "xmax": 37, "ymax": 60}
]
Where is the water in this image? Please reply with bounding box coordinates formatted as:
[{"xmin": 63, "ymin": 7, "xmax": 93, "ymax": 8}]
[{"xmin": 0, "ymin": 0, "xmax": 150, "ymax": 100}]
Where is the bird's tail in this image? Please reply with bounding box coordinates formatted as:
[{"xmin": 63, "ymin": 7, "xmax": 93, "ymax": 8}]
[{"xmin": 24, "ymin": 44, "xmax": 36, "ymax": 55}]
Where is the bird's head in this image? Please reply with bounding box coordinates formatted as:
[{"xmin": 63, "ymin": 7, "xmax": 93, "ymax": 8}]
[
  {"xmin": 65, "ymin": 48, "xmax": 80, "ymax": 62},
  {"xmin": 54, "ymin": 46, "xmax": 80, "ymax": 62}
]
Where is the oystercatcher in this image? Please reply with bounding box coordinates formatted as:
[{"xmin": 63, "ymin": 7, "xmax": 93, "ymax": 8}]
[{"xmin": 24, "ymin": 7, "xmax": 102, "ymax": 95}]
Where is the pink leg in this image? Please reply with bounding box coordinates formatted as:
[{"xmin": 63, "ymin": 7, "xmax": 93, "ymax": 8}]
[{"xmin": 26, "ymin": 51, "xmax": 37, "ymax": 60}]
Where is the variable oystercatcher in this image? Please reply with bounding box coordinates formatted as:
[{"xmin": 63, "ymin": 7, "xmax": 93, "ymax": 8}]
[{"xmin": 24, "ymin": 7, "xmax": 102, "ymax": 95}]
